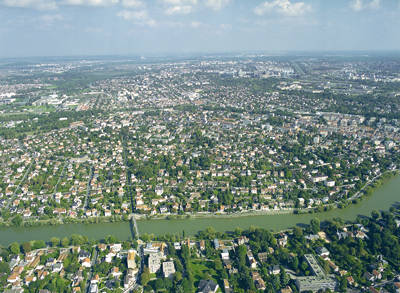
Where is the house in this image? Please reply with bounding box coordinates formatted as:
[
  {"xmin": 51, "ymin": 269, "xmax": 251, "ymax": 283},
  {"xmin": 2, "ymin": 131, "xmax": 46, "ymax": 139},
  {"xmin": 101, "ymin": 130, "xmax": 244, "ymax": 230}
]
[
  {"xmin": 325, "ymin": 181, "xmax": 335, "ymax": 187},
  {"xmin": 221, "ymin": 249, "xmax": 230, "ymax": 261},
  {"xmin": 89, "ymin": 283, "xmax": 98, "ymax": 293},
  {"xmin": 364, "ymin": 272, "xmax": 375, "ymax": 282},
  {"xmin": 52, "ymin": 263, "xmax": 63, "ymax": 273},
  {"xmin": 109, "ymin": 243, "xmax": 122, "ymax": 252},
  {"xmin": 252, "ymin": 272, "xmax": 266, "ymax": 291},
  {"xmin": 91, "ymin": 274, "xmax": 100, "ymax": 284},
  {"xmin": 236, "ymin": 236, "xmax": 249, "ymax": 245},
  {"xmin": 7, "ymin": 273, "xmax": 20, "ymax": 283},
  {"xmin": 269, "ymin": 265, "xmax": 281, "ymax": 275},
  {"xmin": 337, "ymin": 231, "xmax": 348, "ymax": 240},
  {"xmin": 45, "ymin": 258, "xmax": 56, "ymax": 267},
  {"xmin": 78, "ymin": 250, "xmax": 90, "ymax": 261},
  {"xmin": 174, "ymin": 242, "xmax": 182, "ymax": 250},
  {"xmin": 316, "ymin": 247, "xmax": 330, "ymax": 258},
  {"xmin": 356, "ymin": 231, "xmax": 368, "ymax": 239},
  {"xmin": 223, "ymin": 279, "xmax": 231, "ymax": 293},
  {"xmin": 280, "ymin": 287, "xmax": 293, "ymax": 293},
  {"xmin": 258, "ymin": 252, "xmax": 268, "ymax": 263},
  {"xmin": 82, "ymin": 258, "xmax": 91, "ymax": 268},
  {"xmin": 162, "ymin": 261, "xmax": 176, "ymax": 278},
  {"xmin": 247, "ymin": 251, "xmax": 257, "ymax": 269},
  {"xmin": 155, "ymin": 185, "xmax": 164, "ymax": 196},
  {"xmin": 278, "ymin": 233, "xmax": 288, "ymax": 247},
  {"xmin": 393, "ymin": 282, "xmax": 400, "ymax": 293},
  {"xmin": 110, "ymin": 267, "xmax": 122, "ymax": 278},
  {"xmin": 197, "ymin": 280, "xmax": 219, "ymax": 293},
  {"xmin": 213, "ymin": 239, "xmax": 220, "ymax": 249},
  {"xmin": 347, "ymin": 276, "xmax": 355, "ymax": 286},
  {"xmin": 372, "ymin": 270, "xmax": 382, "ymax": 280},
  {"xmin": 98, "ymin": 244, "xmax": 107, "ymax": 251},
  {"xmin": 24, "ymin": 275, "xmax": 36, "ymax": 285},
  {"xmin": 199, "ymin": 240, "xmax": 205, "ymax": 251},
  {"xmin": 305, "ymin": 234, "xmax": 320, "ymax": 241},
  {"xmin": 105, "ymin": 252, "xmax": 115, "ymax": 263}
]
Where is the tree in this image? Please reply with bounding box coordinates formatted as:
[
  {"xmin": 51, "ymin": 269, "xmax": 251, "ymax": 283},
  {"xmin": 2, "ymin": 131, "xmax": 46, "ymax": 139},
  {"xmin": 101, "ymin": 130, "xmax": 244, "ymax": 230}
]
[
  {"xmin": 154, "ymin": 278, "xmax": 164, "ymax": 291},
  {"xmin": 310, "ymin": 218, "xmax": 320, "ymax": 234},
  {"xmin": 234, "ymin": 227, "xmax": 243, "ymax": 237},
  {"xmin": 141, "ymin": 266, "xmax": 150, "ymax": 286},
  {"xmin": 21, "ymin": 242, "xmax": 31, "ymax": 253},
  {"xmin": 371, "ymin": 210, "xmax": 380, "ymax": 220},
  {"xmin": 338, "ymin": 277, "xmax": 347, "ymax": 292},
  {"xmin": 50, "ymin": 237, "xmax": 60, "ymax": 247},
  {"xmin": 11, "ymin": 215, "xmax": 23, "ymax": 227},
  {"xmin": 105, "ymin": 235, "xmax": 117, "ymax": 244},
  {"xmin": 293, "ymin": 227, "xmax": 303, "ymax": 239},
  {"xmin": 280, "ymin": 270, "xmax": 290, "ymax": 287},
  {"xmin": 61, "ymin": 237, "xmax": 70, "ymax": 247},
  {"xmin": 9, "ymin": 242, "xmax": 20, "ymax": 255},
  {"xmin": 174, "ymin": 271, "xmax": 183, "ymax": 283},
  {"xmin": 0, "ymin": 262, "xmax": 10, "ymax": 274},
  {"xmin": 32, "ymin": 240, "xmax": 46, "ymax": 250},
  {"xmin": 181, "ymin": 278, "xmax": 193, "ymax": 292},
  {"xmin": 70, "ymin": 234, "xmax": 85, "ymax": 246}
]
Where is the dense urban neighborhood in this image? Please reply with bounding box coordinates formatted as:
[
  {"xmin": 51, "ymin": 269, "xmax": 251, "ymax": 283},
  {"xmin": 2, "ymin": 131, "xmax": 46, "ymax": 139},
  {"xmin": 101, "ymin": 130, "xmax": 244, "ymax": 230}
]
[
  {"xmin": 1, "ymin": 54, "xmax": 400, "ymax": 292},
  {"xmin": 3, "ymin": 207, "xmax": 400, "ymax": 292}
]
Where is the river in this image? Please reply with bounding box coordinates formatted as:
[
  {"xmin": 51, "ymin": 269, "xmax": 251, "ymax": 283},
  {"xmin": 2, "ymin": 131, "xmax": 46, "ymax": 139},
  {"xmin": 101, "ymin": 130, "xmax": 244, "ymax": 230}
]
[{"xmin": 1, "ymin": 175, "xmax": 400, "ymax": 246}]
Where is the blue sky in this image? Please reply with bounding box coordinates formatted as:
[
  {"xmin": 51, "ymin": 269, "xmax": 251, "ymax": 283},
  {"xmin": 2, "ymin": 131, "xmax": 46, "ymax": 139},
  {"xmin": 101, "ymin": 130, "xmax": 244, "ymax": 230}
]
[{"xmin": 1, "ymin": 0, "xmax": 400, "ymax": 57}]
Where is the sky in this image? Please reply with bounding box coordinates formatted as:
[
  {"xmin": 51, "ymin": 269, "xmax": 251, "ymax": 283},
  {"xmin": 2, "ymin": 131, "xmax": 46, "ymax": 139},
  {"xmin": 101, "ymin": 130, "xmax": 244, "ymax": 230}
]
[{"xmin": 1, "ymin": 0, "xmax": 400, "ymax": 57}]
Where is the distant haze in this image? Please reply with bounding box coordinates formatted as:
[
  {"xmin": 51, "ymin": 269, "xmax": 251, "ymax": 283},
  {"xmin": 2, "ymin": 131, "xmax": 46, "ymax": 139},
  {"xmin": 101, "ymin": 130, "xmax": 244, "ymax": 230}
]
[{"xmin": 1, "ymin": 0, "xmax": 400, "ymax": 57}]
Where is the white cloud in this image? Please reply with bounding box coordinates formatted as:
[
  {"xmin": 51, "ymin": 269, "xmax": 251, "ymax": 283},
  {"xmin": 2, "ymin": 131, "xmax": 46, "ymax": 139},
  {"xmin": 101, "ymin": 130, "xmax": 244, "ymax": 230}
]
[
  {"xmin": 63, "ymin": 0, "xmax": 118, "ymax": 6},
  {"xmin": 254, "ymin": 0, "xmax": 311, "ymax": 17},
  {"xmin": 350, "ymin": 0, "xmax": 380, "ymax": 11},
  {"xmin": 162, "ymin": 0, "xmax": 197, "ymax": 15},
  {"xmin": 117, "ymin": 9, "xmax": 156, "ymax": 26},
  {"xmin": 121, "ymin": 0, "xmax": 143, "ymax": 8},
  {"xmin": 2, "ymin": 0, "xmax": 57, "ymax": 10},
  {"xmin": 351, "ymin": 0, "xmax": 363, "ymax": 11},
  {"xmin": 165, "ymin": 5, "xmax": 192, "ymax": 14},
  {"xmin": 204, "ymin": 0, "xmax": 230, "ymax": 11}
]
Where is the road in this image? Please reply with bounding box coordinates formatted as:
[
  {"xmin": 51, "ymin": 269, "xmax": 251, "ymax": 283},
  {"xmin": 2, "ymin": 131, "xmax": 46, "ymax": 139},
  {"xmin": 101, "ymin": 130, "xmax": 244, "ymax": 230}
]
[
  {"xmin": 84, "ymin": 165, "xmax": 95, "ymax": 210},
  {"xmin": 86, "ymin": 246, "xmax": 98, "ymax": 293},
  {"xmin": 348, "ymin": 169, "xmax": 399, "ymax": 202},
  {"xmin": 6, "ymin": 162, "xmax": 33, "ymax": 209},
  {"xmin": 52, "ymin": 159, "xmax": 69, "ymax": 195}
]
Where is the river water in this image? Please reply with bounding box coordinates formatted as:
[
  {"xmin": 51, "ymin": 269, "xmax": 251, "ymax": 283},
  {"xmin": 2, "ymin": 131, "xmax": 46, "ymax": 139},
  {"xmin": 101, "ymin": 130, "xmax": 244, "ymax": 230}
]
[{"xmin": 1, "ymin": 175, "xmax": 400, "ymax": 246}]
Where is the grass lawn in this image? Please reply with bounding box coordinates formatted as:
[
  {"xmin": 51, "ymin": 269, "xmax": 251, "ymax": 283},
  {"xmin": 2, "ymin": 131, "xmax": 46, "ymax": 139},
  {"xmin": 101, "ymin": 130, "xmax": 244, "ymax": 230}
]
[{"xmin": 191, "ymin": 259, "xmax": 223, "ymax": 292}]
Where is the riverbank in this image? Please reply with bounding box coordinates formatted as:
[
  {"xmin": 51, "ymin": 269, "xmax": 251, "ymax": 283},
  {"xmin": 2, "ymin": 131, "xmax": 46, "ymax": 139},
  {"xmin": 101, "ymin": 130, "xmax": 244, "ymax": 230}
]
[
  {"xmin": 0, "ymin": 214, "xmax": 130, "ymax": 228},
  {"xmin": 1, "ymin": 170, "xmax": 398, "ymax": 229},
  {"xmin": 132, "ymin": 170, "xmax": 400, "ymax": 221},
  {"xmin": 0, "ymin": 172, "xmax": 399, "ymax": 247}
]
